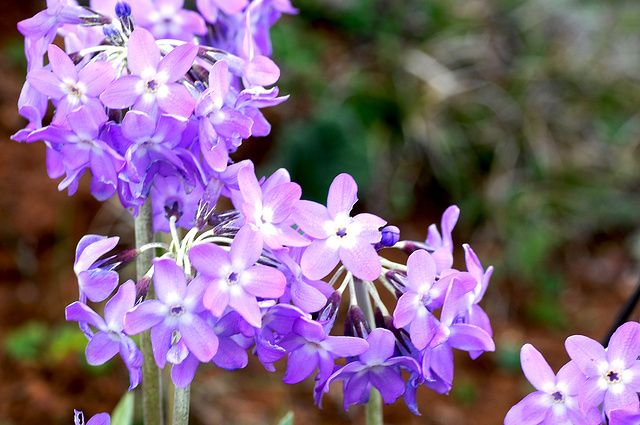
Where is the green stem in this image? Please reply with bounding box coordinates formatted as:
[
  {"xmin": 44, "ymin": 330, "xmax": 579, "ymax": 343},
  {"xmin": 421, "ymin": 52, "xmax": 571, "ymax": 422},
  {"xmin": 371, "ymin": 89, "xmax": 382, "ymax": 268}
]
[
  {"xmin": 172, "ymin": 385, "xmax": 191, "ymax": 425},
  {"xmin": 353, "ymin": 279, "xmax": 384, "ymax": 425},
  {"xmin": 135, "ymin": 200, "xmax": 164, "ymax": 425},
  {"xmin": 366, "ymin": 390, "xmax": 383, "ymax": 425}
]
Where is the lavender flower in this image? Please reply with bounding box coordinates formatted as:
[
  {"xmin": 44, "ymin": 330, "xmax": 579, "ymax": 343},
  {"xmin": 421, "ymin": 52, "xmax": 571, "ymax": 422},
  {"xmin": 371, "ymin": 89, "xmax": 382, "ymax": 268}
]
[
  {"xmin": 27, "ymin": 44, "xmax": 115, "ymax": 123},
  {"xmin": 66, "ymin": 281, "xmax": 143, "ymax": 389},
  {"xmin": 424, "ymin": 205, "xmax": 459, "ymax": 273},
  {"xmin": 196, "ymin": 0, "xmax": 248, "ymax": 23},
  {"xmin": 237, "ymin": 165, "xmax": 308, "ymax": 250},
  {"xmin": 188, "ymin": 226, "xmax": 286, "ymax": 327},
  {"xmin": 280, "ymin": 316, "xmax": 368, "ymax": 385},
  {"xmin": 124, "ymin": 258, "xmax": 219, "ymax": 366},
  {"xmin": 100, "ymin": 28, "xmax": 198, "ymax": 117},
  {"xmin": 295, "ymin": 173, "xmax": 386, "ymax": 281},
  {"xmin": 322, "ymin": 328, "xmax": 420, "ymax": 409},
  {"xmin": 73, "ymin": 234, "xmax": 120, "ymax": 302},
  {"xmin": 392, "ymin": 249, "xmax": 449, "ymax": 350},
  {"xmin": 565, "ymin": 321, "xmax": 640, "ymax": 415},
  {"xmin": 504, "ymin": 344, "xmax": 600, "ymax": 425},
  {"xmin": 28, "ymin": 106, "xmax": 125, "ymax": 201},
  {"xmin": 133, "ymin": 0, "xmax": 207, "ymax": 41}
]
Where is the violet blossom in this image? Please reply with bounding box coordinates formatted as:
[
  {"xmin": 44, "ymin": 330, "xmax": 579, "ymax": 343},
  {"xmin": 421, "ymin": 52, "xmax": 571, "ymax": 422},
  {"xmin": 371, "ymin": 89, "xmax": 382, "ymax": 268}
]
[{"xmin": 295, "ymin": 173, "xmax": 386, "ymax": 281}]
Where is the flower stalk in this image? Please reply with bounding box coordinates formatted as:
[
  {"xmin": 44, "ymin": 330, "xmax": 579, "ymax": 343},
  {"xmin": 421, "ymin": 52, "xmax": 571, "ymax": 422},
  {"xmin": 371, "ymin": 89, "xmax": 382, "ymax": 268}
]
[
  {"xmin": 172, "ymin": 385, "xmax": 190, "ymax": 425},
  {"xmin": 135, "ymin": 200, "xmax": 164, "ymax": 425},
  {"xmin": 353, "ymin": 278, "xmax": 383, "ymax": 425}
]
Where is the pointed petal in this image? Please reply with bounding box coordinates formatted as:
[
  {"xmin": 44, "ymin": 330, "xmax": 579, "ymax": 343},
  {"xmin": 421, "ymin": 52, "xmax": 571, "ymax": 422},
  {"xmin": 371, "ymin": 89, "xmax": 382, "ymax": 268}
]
[
  {"xmin": 123, "ymin": 300, "xmax": 166, "ymax": 334},
  {"xmin": 324, "ymin": 336, "xmax": 368, "ymax": 357},
  {"xmin": 179, "ymin": 314, "xmax": 219, "ymax": 362},
  {"xmin": 606, "ymin": 321, "xmax": 640, "ymax": 367},
  {"xmin": 158, "ymin": 43, "xmax": 198, "ymax": 82},
  {"xmin": 370, "ymin": 368, "xmax": 405, "ymax": 404},
  {"xmin": 79, "ymin": 60, "xmax": 116, "ymax": 96},
  {"xmin": 153, "ymin": 258, "xmax": 187, "ymax": 305},
  {"xmin": 127, "ymin": 28, "xmax": 161, "ymax": 75},
  {"xmin": 104, "ymin": 281, "xmax": 135, "ymax": 331},
  {"xmin": 48, "ymin": 43, "xmax": 77, "ymax": 81},
  {"xmin": 171, "ymin": 353, "xmax": 200, "ymax": 388},
  {"xmin": 85, "ymin": 331, "xmax": 119, "ymax": 365},
  {"xmin": 157, "ymin": 83, "xmax": 195, "ymax": 117},
  {"xmin": 504, "ymin": 392, "xmax": 551, "ymax": 425},
  {"xmin": 65, "ymin": 302, "xmax": 106, "ymax": 330},
  {"xmin": 327, "ymin": 173, "xmax": 358, "ymax": 217},
  {"xmin": 300, "ymin": 239, "xmax": 340, "ymax": 280},
  {"xmin": 359, "ymin": 328, "xmax": 395, "ymax": 365},
  {"xmin": 189, "ymin": 242, "xmax": 230, "ymax": 277},
  {"xmin": 339, "ymin": 240, "xmax": 381, "ymax": 281},
  {"xmin": 150, "ymin": 322, "xmax": 173, "ymax": 368},
  {"xmin": 78, "ymin": 269, "xmax": 119, "ymax": 302},
  {"xmin": 292, "ymin": 200, "xmax": 331, "ymax": 239},
  {"xmin": 229, "ymin": 290, "xmax": 261, "ymax": 327},
  {"xmin": 406, "ymin": 249, "xmax": 436, "ymax": 292},
  {"xmin": 283, "ymin": 347, "xmax": 319, "ymax": 384},
  {"xmin": 203, "ymin": 280, "xmax": 230, "ymax": 317},
  {"xmin": 100, "ymin": 76, "xmax": 142, "ymax": 109},
  {"xmin": 242, "ymin": 265, "xmax": 286, "ymax": 298},
  {"xmin": 230, "ymin": 226, "xmax": 262, "ymax": 271},
  {"xmin": 565, "ymin": 335, "xmax": 607, "ymax": 376},
  {"xmin": 448, "ymin": 323, "xmax": 495, "ymax": 353},
  {"xmin": 27, "ymin": 69, "xmax": 64, "ymax": 98}
]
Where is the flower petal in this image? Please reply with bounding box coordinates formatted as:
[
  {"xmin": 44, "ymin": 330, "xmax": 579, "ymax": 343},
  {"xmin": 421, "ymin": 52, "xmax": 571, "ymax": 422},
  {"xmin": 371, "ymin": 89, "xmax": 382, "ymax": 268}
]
[
  {"xmin": 283, "ymin": 346, "xmax": 319, "ymax": 384},
  {"xmin": 85, "ymin": 331, "xmax": 119, "ymax": 365},
  {"xmin": 153, "ymin": 258, "xmax": 187, "ymax": 305},
  {"xmin": 326, "ymin": 173, "xmax": 358, "ymax": 217},
  {"xmin": 104, "ymin": 281, "xmax": 135, "ymax": 331},
  {"xmin": 504, "ymin": 392, "xmax": 551, "ymax": 425},
  {"xmin": 339, "ymin": 240, "xmax": 381, "ymax": 281},
  {"xmin": 565, "ymin": 335, "xmax": 607, "ymax": 377},
  {"xmin": 606, "ymin": 321, "xmax": 640, "ymax": 367},
  {"xmin": 406, "ymin": 249, "xmax": 436, "ymax": 292},
  {"xmin": 127, "ymin": 28, "xmax": 161, "ymax": 75},
  {"xmin": 359, "ymin": 328, "xmax": 395, "ymax": 365},
  {"xmin": 100, "ymin": 75, "xmax": 142, "ymax": 109},
  {"xmin": 157, "ymin": 43, "xmax": 198, "ymax": 82},
  {"xmin": 519, "ymin": 344, "xmax": 556, "ymax": 392},
  {"xmin": 179, "ymin": 314, "xmax": 219, "ymax": 362},
  {"xmin": 300, "ymin": 239, "xmax": 340, "ymax": 280},
  {"xmin": 123, "ymin": 300, "xmax": 166, "ymax": 334},
  {"xmin": 242, "ymin": 265, "xmax": 286, "ymax": 299}
]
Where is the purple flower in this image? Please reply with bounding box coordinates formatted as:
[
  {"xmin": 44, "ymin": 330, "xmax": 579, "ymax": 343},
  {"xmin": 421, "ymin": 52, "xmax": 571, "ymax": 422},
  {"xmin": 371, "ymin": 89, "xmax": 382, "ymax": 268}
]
[
  {"xmin": 28, "ymin": 106, "xmax": 125, "ymax": 201},
  {"xmin": 27, "ymin": 44, "xmax": 115, "ymax": 123},
  {"xmin": 504, "ymin": 344, "xmax": 599, "ymax": 425},
  {"xmin": 195, "ymin": 60, "xmax": 253, "ymax": 171},
  {"xmin": 66, "ymin": 281, "xmax": 143, "ymax": 390},
  {"xmin": 424, "ymin": 205, "xmax": 459, "ymax": 273},
  {"xmin": 295, "ymin": 173, "xmax": 386, "ymax": 281},
  {"xmin": 73, "ymin": 234, "xmax": 120, "ymax": 302},
  {"xmin": 196, "ymin": 0, "xmax": 248, "ymax": 23},
  {"xmin": 117, "ymin": 111, "xmax": 188, "ymax": 193},
  {"xmin": 124, "ymin": 258, "xmax": 219, "ymax": 366},
  {"xmin": 188, "ymin": 226, "xmax": 287, "ymax": 327},
  {"xmin": 100, "ymin": 28, "xmax": 198, "ymax": 117},
  {"xmin": 151, "ymin": 175, "xmax": 204, "ymax": 232},
  {"xmin": 421, "ymin": 278, "xmax": 494, "ymax": 393},
  {"xmin": 280, "ymin": 317, "xmax": 368, "ymax": 385},
  {"xmin": 74, "ymin": 410, "xmax": 110, "ymax": 425},
  {"xmin": 237, "ymin": 166, "xmax": 308, "ymax": 250},
  {"xmin": 392, "ymin": 249, "xmax": 450, "ymax": 350},
  {"xmin": 18, "ymin": 0, "xmax": 86, "ymax": 40},
  {"xmin": 133, "ymin": 0, "xmax": 207, "ymax": 41},
  {"xmin": 275, "ymin": 249, "xmax": 330, "ymax": 313},
  {"xmin": 322, "ymin": 328, "xmax": 420, "ymax": 409},
  {"xmin": 565, "ymin": 321, "xmax": 640, "ymax": 415}
]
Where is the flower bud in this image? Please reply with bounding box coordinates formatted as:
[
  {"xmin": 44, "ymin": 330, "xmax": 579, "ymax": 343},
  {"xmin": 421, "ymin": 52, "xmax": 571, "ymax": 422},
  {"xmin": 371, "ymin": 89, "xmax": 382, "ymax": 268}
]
[
  {"xmin": 344, "ymin": 305, "xmax": 370, "ymax": 339},
  {"xmin": 134, "ymin": 276, "xmax": 151, "ymax": 304},
  {"xmin": 115, "ymin": 1, "xmax": 132, "ymax": 18},
  {"xmin": 314, "ymin": 291, "xmax": 341, "ymax": 329},
  {"xmin": 375, "ymin": 225, "xmax": 400, "ymax": 250}
]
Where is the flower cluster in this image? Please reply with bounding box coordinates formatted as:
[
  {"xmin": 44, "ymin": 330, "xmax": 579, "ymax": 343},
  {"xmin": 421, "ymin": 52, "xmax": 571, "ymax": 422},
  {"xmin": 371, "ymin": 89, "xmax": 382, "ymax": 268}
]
[
  {"xmin": 505, "ymin": 321, "xmax": 640, "ymax": 425},
  {"xmin": 65, "ymin": 168, "xmax": 495, "ymax": 412},
  {"xmin": 15, "ymin": 0, "xmax": 293, "ymax": 230}
]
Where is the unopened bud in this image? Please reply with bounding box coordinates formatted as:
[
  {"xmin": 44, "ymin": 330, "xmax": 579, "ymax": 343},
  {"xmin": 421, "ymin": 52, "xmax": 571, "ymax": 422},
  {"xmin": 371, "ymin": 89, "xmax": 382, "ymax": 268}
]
[
  {"xmin": 314, "ymin": 291, "xmax": 341, "ymax": 328},
  {"xmin": 375, "ymin": 225, "xmax": 400, "ymax": 250},
  {"xmin": 344, "ymin": 305, "xmax": 370, "ymax": 339},
  {"xmin": 135, "ymin": 276, "xmax": 151, "ymax": 304},
  {"xmin": 115, "ymin": 1, "xmax": 132, "ymax": 18}
]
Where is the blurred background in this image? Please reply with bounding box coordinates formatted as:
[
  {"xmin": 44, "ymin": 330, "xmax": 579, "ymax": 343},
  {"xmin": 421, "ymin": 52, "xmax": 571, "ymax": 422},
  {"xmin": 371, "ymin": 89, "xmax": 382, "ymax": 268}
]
[{"xmin": 2, "ymin": 0, "xmax": 640, "ymax": 424}]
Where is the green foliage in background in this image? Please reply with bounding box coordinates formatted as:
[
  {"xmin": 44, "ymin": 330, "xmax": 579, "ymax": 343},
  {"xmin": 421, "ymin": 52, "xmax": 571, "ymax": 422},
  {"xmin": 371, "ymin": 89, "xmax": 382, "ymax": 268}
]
[{"xmin": 267, "ymin": 0, "xmax": 640, "ymax": 326}]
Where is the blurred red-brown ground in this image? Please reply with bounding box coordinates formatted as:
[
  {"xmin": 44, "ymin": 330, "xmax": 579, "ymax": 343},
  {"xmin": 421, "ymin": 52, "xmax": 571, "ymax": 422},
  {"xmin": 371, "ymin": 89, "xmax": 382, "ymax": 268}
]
[{"xmin": 1, "ymin": 3, "xmax": 638, "ymax": 425}]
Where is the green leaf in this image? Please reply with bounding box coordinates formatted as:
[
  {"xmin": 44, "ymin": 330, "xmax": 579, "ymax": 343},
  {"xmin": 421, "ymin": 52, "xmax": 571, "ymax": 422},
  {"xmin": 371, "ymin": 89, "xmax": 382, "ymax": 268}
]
[
  {"xmin": 276, "ymin": 411, "xmax": 294, "ymax": 425},
  {"xmin": 110, "ymin": 392, "xmax": 134, "ymax": 425}
]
